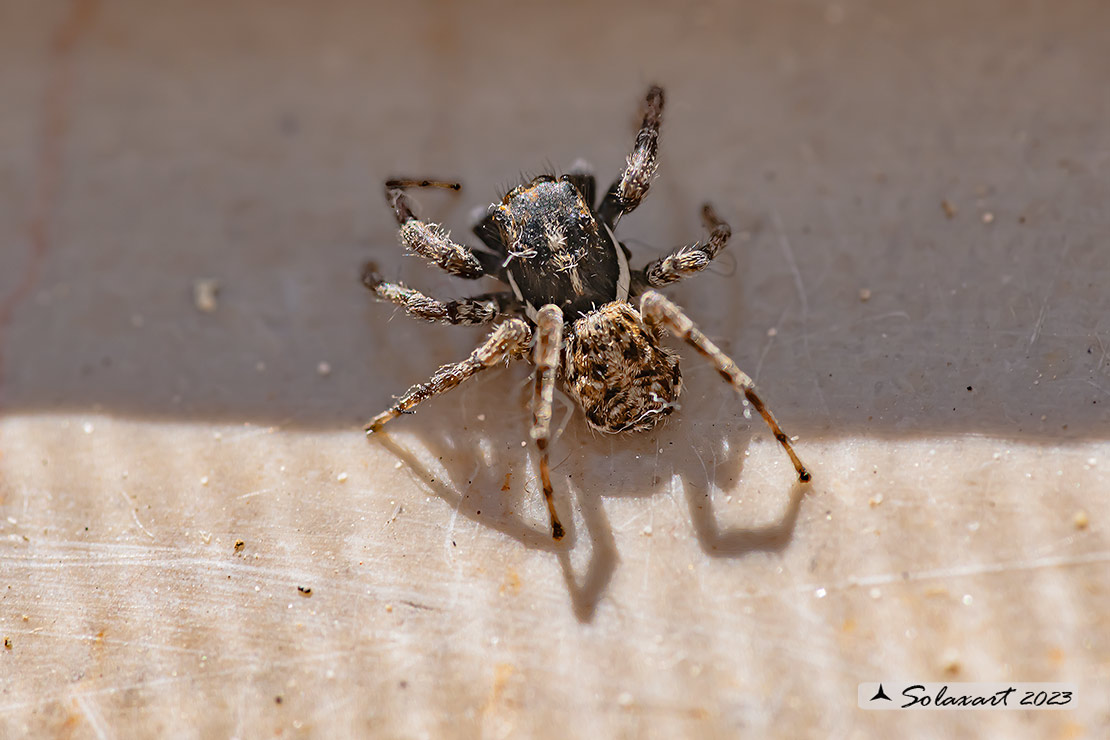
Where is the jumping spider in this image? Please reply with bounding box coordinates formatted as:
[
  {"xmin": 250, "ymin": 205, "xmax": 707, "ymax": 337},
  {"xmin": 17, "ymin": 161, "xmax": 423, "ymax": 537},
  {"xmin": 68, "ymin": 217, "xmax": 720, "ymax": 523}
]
[{"xmin": 363, "ymin": 85, "xmax": 810, "ymax": 540}]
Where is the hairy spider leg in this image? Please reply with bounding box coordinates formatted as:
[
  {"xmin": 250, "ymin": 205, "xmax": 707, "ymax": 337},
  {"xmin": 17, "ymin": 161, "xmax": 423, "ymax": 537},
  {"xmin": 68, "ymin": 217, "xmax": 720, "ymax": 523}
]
[
  {"xmin": 361, "ymin": 262, "xmax": 515, "ymax": 326},
  {"xmin": 640, "ymin": 291, "xmax": 812, "ymax": 483},
  {"xmin": 383, "ymin": 178, "xmax": 491, "ymax": 279},
  {"xmin": 598, "ymin": 85, "xmax": 664, "ymax": 226},
  {"xmin": 639, "ymin": 203, "xmax": 732, "ymax": 289},
  {"xmin": 530, "ymin": 305, "xmax": 566, "ymax": 539},
  {"xmin": 364, "ymin": 318, "xmax": 531, "ymax": 433}
]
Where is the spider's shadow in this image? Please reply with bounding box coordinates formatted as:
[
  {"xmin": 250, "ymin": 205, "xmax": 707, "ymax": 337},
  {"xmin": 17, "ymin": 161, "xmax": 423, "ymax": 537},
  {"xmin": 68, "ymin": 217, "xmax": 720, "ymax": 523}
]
[{"xmin": 373, "ymin": 371, "xmax": 809, "ymax": 622}]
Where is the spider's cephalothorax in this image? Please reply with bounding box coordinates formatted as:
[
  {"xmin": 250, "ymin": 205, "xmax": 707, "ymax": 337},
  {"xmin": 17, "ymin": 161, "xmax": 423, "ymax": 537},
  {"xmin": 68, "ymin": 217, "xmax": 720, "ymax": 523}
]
[
  {"xmin": 363, "ymin": 86, "xmax": 810, "ymax": 540},
  {"xmin": 493, "ymin": 176, "xmax": 630, "ymax": 322}
]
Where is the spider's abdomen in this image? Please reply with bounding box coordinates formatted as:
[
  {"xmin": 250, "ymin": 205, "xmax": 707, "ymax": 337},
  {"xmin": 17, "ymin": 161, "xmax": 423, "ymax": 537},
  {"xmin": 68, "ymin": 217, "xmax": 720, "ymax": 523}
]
[
  {"xmin": 496, "ymin": 177, "xmax": 630, "ymax": 322},
  {"xmin": 562, "ymin": 302, "xmax": 682, "ymax": 434}
]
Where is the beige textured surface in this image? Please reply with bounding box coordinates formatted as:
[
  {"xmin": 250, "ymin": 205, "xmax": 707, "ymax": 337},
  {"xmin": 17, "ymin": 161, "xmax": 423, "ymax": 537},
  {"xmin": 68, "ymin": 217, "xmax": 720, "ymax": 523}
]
[{"xmin": 2, "ymin": 1, "xmax": 1108, "ymax": 737}]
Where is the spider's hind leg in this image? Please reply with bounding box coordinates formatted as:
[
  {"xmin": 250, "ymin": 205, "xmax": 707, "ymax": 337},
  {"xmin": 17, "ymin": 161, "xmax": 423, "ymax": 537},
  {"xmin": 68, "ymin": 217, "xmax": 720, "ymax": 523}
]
[
  {"xmin": 383, "ymin": 178, "xmax": 492, "ymax": 279},
  {"xmin": 531, "ymin": 305, "xmax": 567, "ymax": 540},
  {"xmin": 365, "ymin": 318, "xmax": 531, "ymax": 433},
  {"xmin": 640, "ymin": 291, "xmax": 811, "ymax": 482}
]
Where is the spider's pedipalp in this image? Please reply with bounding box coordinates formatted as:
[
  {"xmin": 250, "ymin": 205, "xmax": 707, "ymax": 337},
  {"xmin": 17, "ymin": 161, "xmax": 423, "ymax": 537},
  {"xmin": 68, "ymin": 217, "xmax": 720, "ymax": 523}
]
[{"xmin": 640, "ymin": 291, "xmax": 811, "ymax": 483}]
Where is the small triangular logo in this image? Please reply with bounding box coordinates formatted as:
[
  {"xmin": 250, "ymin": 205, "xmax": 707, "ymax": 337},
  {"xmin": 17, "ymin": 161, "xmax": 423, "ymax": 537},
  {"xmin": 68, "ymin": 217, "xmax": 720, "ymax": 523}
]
[{"xmin": 870, "ymin": 684, "xmax": 892, "ymax": 701}]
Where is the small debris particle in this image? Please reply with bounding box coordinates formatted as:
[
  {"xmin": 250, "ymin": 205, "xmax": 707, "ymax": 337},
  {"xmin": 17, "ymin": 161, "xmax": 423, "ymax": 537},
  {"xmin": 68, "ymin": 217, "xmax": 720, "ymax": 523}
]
[
  {"xmin": 1087, "ymin": 457, "xmax": 1098, "ymax": 467},
  {"xmin": 297, "ymin": 586, "xmax": 312, "ymax": 597},
  {"xmin": 385, "ymin": 604, "xmax": 393, "ymax": 613},
  {"xmin": 336, "ymin": 472, "xmax": 349, "ymax": 483},
  {"xmin": 233, "ymin": 539, "xmax": 245, "ymax": 553},
  {"xmin": 962, "ymin": 594, "xmax": 973, "ymax": 606},
  {"xmin": 275, "ymin": 696, "xmax": 283, "ymax": 705},
  {"xmin": 966, "ymin": 386, "xmax": 973, "ymax": 391},
  {"xmin": 477, "ymin": 413, "xmax": 486, "ymax": 422},
  {"xmin": 393, "ymin": 460, "xmax": 403, "ymax": 470},
  {"xmin": 869, "ymin": 587, "xmax": 882, "ymax": 600},
  {"xmin": 193, "ymin": 278, "xmax": 220, "ymax": 313},
  {"xmin": 766, "ymin": 327, "xmax": 778, "ymax": 337},
  {"xmin": 981, "ymin": 211, "xmax": 995, "ymax": 224},
  {"xmin": 520, "ymin": 440, "xmax": 527, "ymax": 447},
  {"xmin": 3, "ymin": 637, "xmax": 11, "ymax": 649},
  {"xmin": 814, "ymin": 587, "xmax": 827, "ymax": 599},
  {"xmin": 940, "ymin": 647, "xmax": 961, "ymax": 675},
  {"xmin": 316, "ymin": 361, "xmax": 332, "ymax": 376},
  {"xmin": 200, "ymin": 475, "xmax": 209, "ymax": 486},
  {"xmin": 500, "ymin": 472, "xmax": 512, "ymax": 491},
  {"xmin": 941, "ymin": 200, "xmax": 958, "ymax": 219},
  {"xmin": 869, "ymin": 494, "xmax": 883, "ymax": 507},
  {"xmin": 858, "ymin": 288, "xmax": 872, "ymax": 302},
  {"xmin": 617, "ymin": 692, "xmax": 634, "ymax": 708},
  {"xmin": 1074, "ymin": 510, "xmax": 1090, "ymax": 530},
  {"xmin": 641, "ymin": 524, "xmax": 653, "ymax": 536},
  {"xmin": 82, "ymin": 422, "xmax": 94, "ymax": 434}
]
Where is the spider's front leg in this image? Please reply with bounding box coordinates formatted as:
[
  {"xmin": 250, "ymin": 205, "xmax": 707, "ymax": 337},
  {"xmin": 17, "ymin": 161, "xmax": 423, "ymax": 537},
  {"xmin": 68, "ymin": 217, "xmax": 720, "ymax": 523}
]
[
  {"xmin": 598, "ymin": 85, "xmax": 664, "ymax": 226},
  {"xmin": 640, "ymin": 291, "xmax": 812, "ymax": 483},
  {"xmin": 384, "ymin": 178, "xmax": 497, "ymax": 279},
  {"xmin": 365, "ymin": 318, "xmax": 531, "ymax": 433},
  {"xmin": 531, "ymin": 305, "xmax": 566, "ymax": 540},
  {"xmin": 639, "ymin": 203, "xmax": 732, "ymax": 289}
]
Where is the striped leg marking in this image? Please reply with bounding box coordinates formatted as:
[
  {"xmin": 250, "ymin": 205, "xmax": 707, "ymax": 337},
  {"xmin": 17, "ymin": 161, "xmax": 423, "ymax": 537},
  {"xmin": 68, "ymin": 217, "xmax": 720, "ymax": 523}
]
[{"xmin": 531, "ymin": 304, "xmax": 566, "ymax": 540}]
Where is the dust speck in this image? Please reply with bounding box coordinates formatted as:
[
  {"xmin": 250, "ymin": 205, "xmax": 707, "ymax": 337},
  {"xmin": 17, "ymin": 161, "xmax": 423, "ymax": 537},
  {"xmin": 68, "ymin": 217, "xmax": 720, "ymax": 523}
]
[{"xmin": 193, "ymin": 278, "xmax": 220, "ymax": 313}]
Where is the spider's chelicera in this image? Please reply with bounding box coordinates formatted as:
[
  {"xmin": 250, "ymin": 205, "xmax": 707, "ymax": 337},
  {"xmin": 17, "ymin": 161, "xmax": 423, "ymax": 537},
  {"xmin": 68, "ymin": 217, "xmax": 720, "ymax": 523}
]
[{"xmin": 363, "ymin": 85, "xmax": 810, "ymax": 540}]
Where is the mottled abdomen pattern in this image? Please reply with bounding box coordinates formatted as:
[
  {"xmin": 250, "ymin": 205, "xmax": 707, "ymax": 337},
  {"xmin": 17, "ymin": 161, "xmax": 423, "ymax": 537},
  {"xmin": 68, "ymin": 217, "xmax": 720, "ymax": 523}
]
[{"xmin": 562, "ymin": 302, "xmax": 682, "ymax": 434}]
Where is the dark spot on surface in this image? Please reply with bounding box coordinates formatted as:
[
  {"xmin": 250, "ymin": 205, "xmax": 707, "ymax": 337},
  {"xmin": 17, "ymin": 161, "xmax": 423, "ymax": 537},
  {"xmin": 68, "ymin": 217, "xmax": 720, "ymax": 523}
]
[
  {"xmin": 717, "ymin": 368, "xmax": 733, "ymax": 383},
  {"xmin": 278, "ymin": 113, "xmax": 299, "ymax": 135},
  {"xmin": 297, "ymin": 586, "xmax": 312, "ymax": 597},
  {"xmin": 552, "ymin": 521, "xmax": 565, "ymax": 540},
  {"xmin": 275, "ymin": 696, "xmax": 283, "ymax": 705},
  {"xmin": 775, "ymin": 432, "xmax": 788, "ymax": 443},
  {"xmin": 799, "ymin": 470, "xmax": 812, "ymax": 482},
  {"xmin": 966, "ymin": 386, "xmax": 973, "ymax": 391}
]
